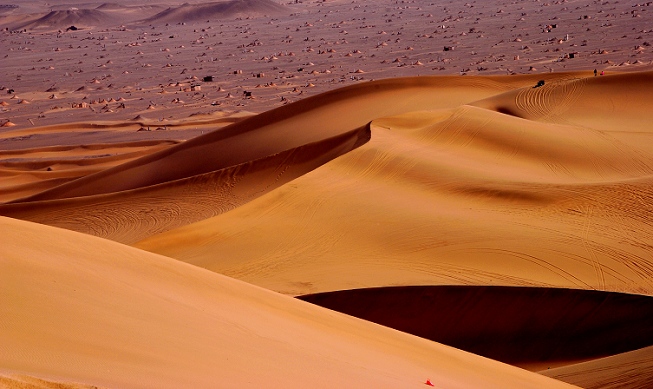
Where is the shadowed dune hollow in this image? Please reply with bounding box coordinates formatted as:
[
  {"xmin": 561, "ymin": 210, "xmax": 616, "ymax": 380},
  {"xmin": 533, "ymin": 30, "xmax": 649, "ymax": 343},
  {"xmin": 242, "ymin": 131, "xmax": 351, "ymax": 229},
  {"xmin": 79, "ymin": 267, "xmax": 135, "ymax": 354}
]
[{"xmin": 299, "ymin": 286, "xmax": 653, "ymax": 368}]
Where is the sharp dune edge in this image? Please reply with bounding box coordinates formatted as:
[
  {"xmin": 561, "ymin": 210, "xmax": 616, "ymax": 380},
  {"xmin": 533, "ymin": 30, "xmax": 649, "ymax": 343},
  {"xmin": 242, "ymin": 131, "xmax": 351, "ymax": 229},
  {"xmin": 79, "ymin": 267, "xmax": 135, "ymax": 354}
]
[
  {"xmin": 12, "ymin": 9, "xmax": 118, "ymax": 30},
  {"xmin": 8, "ymin": 75, "xmax": 526, "ymax": 202},
  {"xmin": 0, "ymin": 216, "xmax": 578, "ymax": 389},
  {"xmin": 2, "ymin": 0, "xmax": 289, "ymax": 31},
  {"xmin": 141, "ymin": 0, "xmax": 290, "ymax": 24}
]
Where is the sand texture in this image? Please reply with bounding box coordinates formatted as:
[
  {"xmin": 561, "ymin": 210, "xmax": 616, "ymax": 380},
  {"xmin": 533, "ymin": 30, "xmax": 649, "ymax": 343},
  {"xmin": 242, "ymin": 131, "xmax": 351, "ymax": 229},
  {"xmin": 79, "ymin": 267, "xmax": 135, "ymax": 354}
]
[
  {"xmin": 128, "ymin": 71, "xmax": 653, "ymax": 297},
  {"xmin": 2, "ymin": 0, "xmax": 653, "ymax": 387},
  {"xmin": 541, "ymin": 346, "xmax": 653, "ymax": 389}
]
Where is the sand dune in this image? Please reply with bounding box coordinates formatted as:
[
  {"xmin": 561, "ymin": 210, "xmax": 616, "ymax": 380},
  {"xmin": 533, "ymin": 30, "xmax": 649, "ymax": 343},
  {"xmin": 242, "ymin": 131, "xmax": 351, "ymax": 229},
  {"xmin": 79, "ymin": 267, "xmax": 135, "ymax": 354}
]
[
  {"xmin": 471, "ymin": 72, "xmax": 653, "ymax": 132},
  {"xmin": 0, "ymin": 126, "xmax": 369, "ymax": 243},
  {"xmin": 0, "ymin": 113, "xmax": 250, "ymax": 202},
  {"xmin": 541, "ymin": 345, "xmax": 653, "ymax": 389},
  {"xmin": 3, "ymin": 73, "xmax": 653, "ymax": 293},
  {"xmin": 0, "ymin": 140, "xmax": 179, "ymax": 202},
  {"xmin": 13, "ymin": 9, "xmax": 117, "ymax": 30},
  {"xmin": 0, "ymin": 75, "xmax": 524, "ymax": 242},
  {"xmin": 124, "ymin": 72, "xmax": 653, "ymax": 297},
  {"xmin": 8, "ymin": 76, "xmax": 522, "ymax": 203},
  {"xmin": 0, "ymin": 216, "xmax": 578, "ymax": 389},
  {"xmin": 141, "ymin": 0, "xmax": 289, "ymax": 25}
]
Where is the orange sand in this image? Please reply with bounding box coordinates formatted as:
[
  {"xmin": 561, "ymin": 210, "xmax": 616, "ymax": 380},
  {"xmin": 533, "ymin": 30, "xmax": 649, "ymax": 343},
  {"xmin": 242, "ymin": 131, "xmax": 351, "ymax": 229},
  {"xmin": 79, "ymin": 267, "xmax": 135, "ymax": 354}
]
[{"xmin": 0, "ymin": 216, "xmax": 578, "ymax": 389}]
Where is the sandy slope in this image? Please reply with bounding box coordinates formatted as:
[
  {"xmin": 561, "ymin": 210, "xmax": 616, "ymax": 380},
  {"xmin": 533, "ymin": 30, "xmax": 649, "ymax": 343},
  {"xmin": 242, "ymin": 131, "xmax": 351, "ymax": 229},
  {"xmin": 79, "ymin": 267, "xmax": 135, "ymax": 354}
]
[
  {"xmin": 0, "ymin": 216, "xmax": 578, "ymax": 389},
  {"xmin": 0, "ymin": 112, "xmax": 250, "ymax": 203},
  {"xmin": 0, "ymin": 373, "xmax": 102, "ymax": 389},
  {"xmin": 0, "ymin": 75, "xmax": 531, "ymax": 242},
  {"xmin": 127, "ymin": 71, "xmax": 653, "ymax": 297},
  {"xmin": 10, "ymin": 75, "xmax": 526, "ymax": 202},
  {"xmin": 2, "ymin": 72, "xmax": 652, "ymax": 294},
  {"xmin": 0, "ymin": 140, "xmax": 179, "ymax": 203},
  {"xmin": 12, "ymin": 9, "xmax": 118, "ymax": 31},
  {"xmin": 140, "ymin": 0, "xmax": 289, "ymax": 24},
  {"xmin": 541, "ymin": 345, "xmax": 653, "ymax": 389},
  {"xmin": 0, "ymin": 124, "xmax": 369, "ymax": 243}
]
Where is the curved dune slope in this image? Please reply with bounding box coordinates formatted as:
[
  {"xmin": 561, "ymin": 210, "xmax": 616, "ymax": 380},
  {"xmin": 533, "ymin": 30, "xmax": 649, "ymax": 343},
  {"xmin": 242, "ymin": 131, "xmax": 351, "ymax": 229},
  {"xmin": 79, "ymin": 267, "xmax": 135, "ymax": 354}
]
[
  {"xmin": 540, "ymin": 345, "xmax": 653, "ymax": 389},
  {"xmin": 141, "ymin": 0, "xmax": 289, "ymax": 24},
  {"xmin": 0, "ymin": 140, "xmax": 179, "ymax": 203},
  {"xmin": 0, "ymin": 217, "xmax": 578, "ymax": 389},
  {"xmin": 0, "ymin": 75, "xmax": 531, "ymax": 242},
  {"xmin": 471, "ymin": 72, "xmax": 653, "ymax": 131},
  {"xmin": 133, "ymin": 72, "xmax": 653, "ymax": 296},
  {"xmin": 298, "ymin": 286, "xmax": 653, "ymax": 368},
  {"xmin": 2, "ymin": 72, "xmax": 653, "ymax": 295},
  {"xmin": 0, "ymin": 126, "xmax": 368, "ymax": 243},
  {"xmin": 11, "ymin": 76, "xmax": 524, "ymax": 203},
  {"xmin": 0, "ymin": 374, "xmax": 102, "ymax": 389},
  {"xmin": 14, "ymin": 9, "xmax": 116, "ymax": 30},
  {"xmin": 0, "ymin": 113, "xmax": 249, "ymax": 203}
]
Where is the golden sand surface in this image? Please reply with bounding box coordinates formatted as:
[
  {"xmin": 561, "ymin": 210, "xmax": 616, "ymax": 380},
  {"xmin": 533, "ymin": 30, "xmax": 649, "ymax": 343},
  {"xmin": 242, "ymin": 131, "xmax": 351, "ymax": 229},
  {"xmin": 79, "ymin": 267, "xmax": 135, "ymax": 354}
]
[{"xmin": 0, "ymin": 216, "xmax": 579, "ymax": 389}]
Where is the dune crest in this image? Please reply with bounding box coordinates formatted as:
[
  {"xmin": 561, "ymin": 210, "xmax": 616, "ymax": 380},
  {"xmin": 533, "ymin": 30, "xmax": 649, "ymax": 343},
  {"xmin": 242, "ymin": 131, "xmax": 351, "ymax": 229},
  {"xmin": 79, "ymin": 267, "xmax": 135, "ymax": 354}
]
[
  {"xmin": 0, "ymin": 126, "xmax": 369, "ymax": 243},
  {"xmin": 13, "ymin": 9, "xmax": 116, "ymax": 30},
  {"xmin": 141, "ymin": 0, "xmax": 289, "ymax": 24}
]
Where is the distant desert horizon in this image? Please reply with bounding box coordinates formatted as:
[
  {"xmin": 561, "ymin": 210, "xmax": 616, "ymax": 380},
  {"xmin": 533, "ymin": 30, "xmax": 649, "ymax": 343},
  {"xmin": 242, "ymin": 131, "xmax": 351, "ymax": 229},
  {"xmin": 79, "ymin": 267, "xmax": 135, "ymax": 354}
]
[{"xmin": 2, "ymin": 0, "xmax": 653, "ymax": 388}]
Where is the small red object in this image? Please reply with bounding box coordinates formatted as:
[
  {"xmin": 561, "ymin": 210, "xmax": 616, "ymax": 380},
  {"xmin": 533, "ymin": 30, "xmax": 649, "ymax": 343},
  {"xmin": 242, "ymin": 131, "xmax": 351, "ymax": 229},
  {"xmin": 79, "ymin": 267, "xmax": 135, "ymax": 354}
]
[{"xmin": 425, "ymin": 379, "xmax": 434, "ymax": 386}]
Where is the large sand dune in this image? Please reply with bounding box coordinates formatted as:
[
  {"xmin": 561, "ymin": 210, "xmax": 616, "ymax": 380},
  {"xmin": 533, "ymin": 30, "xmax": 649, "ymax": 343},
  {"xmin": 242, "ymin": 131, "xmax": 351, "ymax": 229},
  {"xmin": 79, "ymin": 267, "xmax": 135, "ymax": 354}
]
[
  {"xmin": 123, "ymin": 72, "xmax": 653, "ymax": 296},
  {"xmin": 12, "ymin": 9, "xmax": 118, "ymax": 31},
  {"xmin": 3, "ymin": 72, "xmax": 653, "ymax": 293},
  {"xmin": 541, "ymin": 345, "xmax": 653, "ymax": 388},
  {"xmin": 0, "ymin": 216, "xmax": 577, "ymax": 389},
  {"xmin": 140, "ymin": 0, "xmax": 289, "ymax": 25},
  {"xmin": 0, "ymin": 75, "xmax": 525, "ymax": 242}
]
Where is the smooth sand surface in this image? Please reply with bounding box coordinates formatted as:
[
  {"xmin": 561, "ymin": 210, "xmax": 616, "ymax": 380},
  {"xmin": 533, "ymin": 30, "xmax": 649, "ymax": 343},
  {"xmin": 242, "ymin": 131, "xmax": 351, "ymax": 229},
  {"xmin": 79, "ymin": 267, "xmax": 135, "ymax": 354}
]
[
  {"xmin": 541, "ymin": 346, "xmax": 653, "ymax": 389},
  {"xmin": 0, "ymin": 216, "xmax": 579, "ymax": 389},
  {"xmin": 0, "ymin": 373, "xmax": 103, "ymax": 389}
]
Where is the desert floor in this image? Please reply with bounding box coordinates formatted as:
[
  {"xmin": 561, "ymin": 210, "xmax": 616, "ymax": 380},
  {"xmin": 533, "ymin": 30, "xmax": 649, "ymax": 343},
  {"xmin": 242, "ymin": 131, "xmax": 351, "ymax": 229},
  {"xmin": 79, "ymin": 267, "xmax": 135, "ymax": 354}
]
[{"xmin": 1, "ymin": 0, "xmax": 653, "ymax": 388}]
